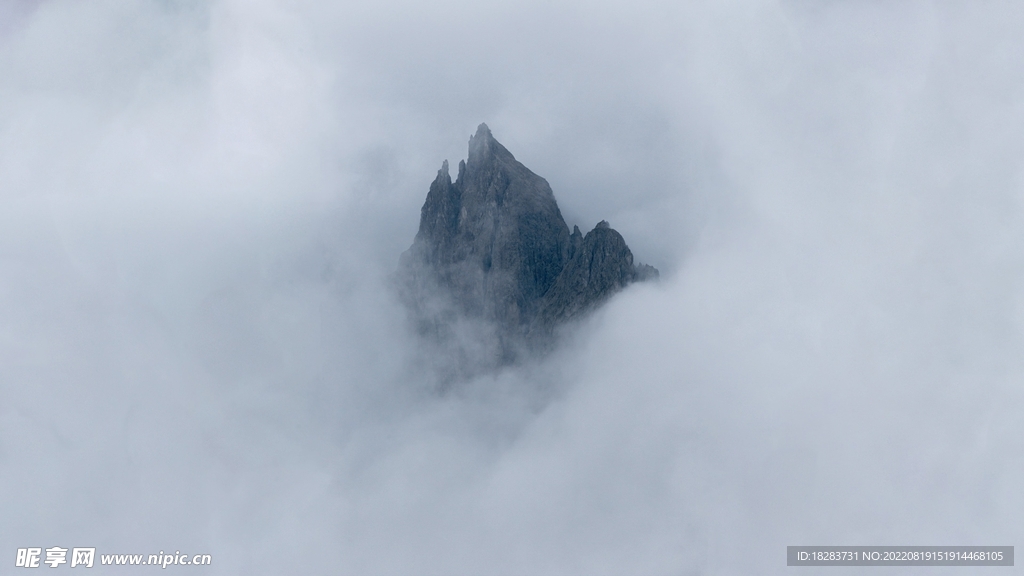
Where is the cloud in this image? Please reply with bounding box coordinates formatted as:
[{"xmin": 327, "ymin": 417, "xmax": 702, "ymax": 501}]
[{"xmin": 1, "ymin": 0, "xmax": 1022, "ymax": 574}]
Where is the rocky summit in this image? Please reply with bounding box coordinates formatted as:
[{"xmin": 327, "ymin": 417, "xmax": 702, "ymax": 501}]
[{"xmin": 398, "ymin": 123, "xmax": 657, "ymax": 380}]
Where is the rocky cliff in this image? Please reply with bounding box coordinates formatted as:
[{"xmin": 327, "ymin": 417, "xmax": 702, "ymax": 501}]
[{"xmin": 398, "ymin": 124, "xmax": 657, "ymax": 378}]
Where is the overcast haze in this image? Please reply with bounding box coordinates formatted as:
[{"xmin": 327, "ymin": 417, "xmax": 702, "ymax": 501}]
[{"xmin": 2, "ymin": 0, "xmax": 1023, "ymax": 574}]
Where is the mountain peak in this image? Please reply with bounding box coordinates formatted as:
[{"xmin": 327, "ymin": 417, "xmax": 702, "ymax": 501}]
[
  {"xmin": 398, "ymin": 125, "xmax": 657, "ymax": 382},
  {"xmin": 467, "ymin": 122, "xmax": 513, "ymax": 166}
]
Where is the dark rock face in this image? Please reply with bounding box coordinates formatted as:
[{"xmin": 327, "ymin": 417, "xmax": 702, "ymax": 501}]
[{"xmin": 398, "ymin": 124, "xmax": 657, "ymax": 378}]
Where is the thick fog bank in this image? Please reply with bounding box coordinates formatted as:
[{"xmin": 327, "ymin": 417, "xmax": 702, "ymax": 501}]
[{"xmin": 2, "ymin": 1, "xmax": 1022, "ymax": 574}]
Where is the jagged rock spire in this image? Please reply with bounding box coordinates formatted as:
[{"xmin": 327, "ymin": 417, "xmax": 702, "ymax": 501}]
[
  {"xmin": 467, "ymin": 123, "xmax": 493, "ymax": 159},
  {"xmin": 398, "ymin": 124, "xmax": 658, "ymax": 381}
]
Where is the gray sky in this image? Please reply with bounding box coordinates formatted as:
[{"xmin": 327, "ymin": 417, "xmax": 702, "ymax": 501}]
[{"xmin": 2, "ymin": 1, "xmax": 1023, "ymax": 574}]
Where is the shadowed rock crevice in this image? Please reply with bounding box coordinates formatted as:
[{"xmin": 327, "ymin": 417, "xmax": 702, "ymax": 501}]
[{"xmin": 398, "ymin": 124, "xmax": 658, "ymax": 382}]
